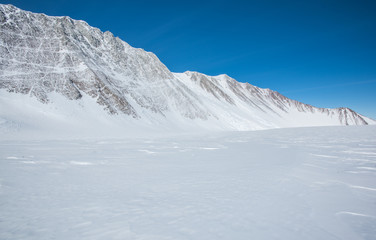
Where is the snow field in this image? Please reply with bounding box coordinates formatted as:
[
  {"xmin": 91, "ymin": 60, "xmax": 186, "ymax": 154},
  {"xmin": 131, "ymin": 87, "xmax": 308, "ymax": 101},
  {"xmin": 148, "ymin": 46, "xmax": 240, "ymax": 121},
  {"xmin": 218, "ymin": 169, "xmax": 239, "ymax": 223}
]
[{"xmin": 0, "ymin": 126, "xmax": 375, "ymax": 239}]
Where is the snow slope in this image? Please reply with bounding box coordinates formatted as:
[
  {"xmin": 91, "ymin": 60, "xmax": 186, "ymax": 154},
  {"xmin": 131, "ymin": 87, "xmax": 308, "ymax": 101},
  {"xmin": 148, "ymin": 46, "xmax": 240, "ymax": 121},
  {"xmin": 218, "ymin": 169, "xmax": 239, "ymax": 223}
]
[
  {"xmin": 0, "ymin": 4, "xmax": 374, "ymax": 135},
  {"xmin": 1, "ymin": 126, "xmax": 375, "ymax": 239}
]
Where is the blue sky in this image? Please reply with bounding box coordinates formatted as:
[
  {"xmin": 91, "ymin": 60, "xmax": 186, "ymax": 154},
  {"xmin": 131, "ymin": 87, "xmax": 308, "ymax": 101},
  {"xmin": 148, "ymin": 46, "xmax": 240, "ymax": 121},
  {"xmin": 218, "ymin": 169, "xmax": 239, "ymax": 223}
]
[{"xmin": 4, "ymin": 0, "xmax": 376, "ymax": 119}]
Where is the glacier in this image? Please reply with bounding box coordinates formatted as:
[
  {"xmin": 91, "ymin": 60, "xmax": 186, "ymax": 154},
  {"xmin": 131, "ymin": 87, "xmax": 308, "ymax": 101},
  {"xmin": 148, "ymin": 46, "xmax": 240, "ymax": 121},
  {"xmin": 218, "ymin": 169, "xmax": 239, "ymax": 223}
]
[{"xmin": 1, "ymin": 126, "xmax": 376, "ymax": 239}]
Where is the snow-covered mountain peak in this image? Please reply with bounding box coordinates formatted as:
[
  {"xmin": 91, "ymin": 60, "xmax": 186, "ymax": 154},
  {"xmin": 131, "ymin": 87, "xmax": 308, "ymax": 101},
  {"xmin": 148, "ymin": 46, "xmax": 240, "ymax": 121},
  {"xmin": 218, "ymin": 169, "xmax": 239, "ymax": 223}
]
[{"xmin": 0, "ymin": 4, "xmax": 374, "ymax": 135}]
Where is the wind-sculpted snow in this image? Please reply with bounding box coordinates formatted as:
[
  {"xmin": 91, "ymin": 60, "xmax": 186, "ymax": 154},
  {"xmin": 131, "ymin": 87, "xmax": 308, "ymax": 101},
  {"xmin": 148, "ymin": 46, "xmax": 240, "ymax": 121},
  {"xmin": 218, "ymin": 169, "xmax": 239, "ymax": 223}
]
[
  {"xmin": 0, "ymin": 4, "xmax": 374, "ymax": 133},
  {"xmin": 1, "ymin": 126, "xmax": 376, "ymax": 239}
]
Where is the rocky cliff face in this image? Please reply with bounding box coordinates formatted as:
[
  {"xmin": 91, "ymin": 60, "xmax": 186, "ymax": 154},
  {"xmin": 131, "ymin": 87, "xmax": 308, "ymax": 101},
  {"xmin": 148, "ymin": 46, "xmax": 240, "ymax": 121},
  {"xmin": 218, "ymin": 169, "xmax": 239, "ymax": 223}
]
[{"xmin": 0, "ymin": 4, "xmax": 374, "ymax": 131}]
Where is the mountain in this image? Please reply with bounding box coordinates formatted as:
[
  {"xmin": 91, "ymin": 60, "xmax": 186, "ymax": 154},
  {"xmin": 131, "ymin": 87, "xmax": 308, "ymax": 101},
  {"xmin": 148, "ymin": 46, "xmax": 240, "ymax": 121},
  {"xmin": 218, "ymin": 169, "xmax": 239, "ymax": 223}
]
[{"xmin": 0, "ymin": 4, "xmax": 374, "ymax": 136}]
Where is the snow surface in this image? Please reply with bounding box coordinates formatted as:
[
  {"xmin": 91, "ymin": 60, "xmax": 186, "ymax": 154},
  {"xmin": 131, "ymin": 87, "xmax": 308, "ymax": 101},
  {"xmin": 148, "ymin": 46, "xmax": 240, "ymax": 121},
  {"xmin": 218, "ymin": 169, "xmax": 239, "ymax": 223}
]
[
  {"xmin": 1, "ymin": 126, "xmax": 376, "ymax": 239},
  {"xmin": 1, "ymin": 88, "xmax": 375, "ymax": 141}
]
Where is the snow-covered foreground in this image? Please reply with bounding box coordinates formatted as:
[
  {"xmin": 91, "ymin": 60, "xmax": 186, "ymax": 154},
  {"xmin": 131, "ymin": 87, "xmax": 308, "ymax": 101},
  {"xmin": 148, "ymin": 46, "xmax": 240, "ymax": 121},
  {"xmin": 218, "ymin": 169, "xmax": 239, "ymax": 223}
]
[{"xmin": 1, "ymin": 126, "xmax": 376, "ymax": 240}]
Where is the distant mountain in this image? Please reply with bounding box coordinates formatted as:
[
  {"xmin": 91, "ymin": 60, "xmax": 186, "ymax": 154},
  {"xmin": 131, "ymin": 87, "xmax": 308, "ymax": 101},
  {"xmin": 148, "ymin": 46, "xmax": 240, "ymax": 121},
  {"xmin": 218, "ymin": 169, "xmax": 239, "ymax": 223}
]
[{"xmin": 0, "ymin": 4, "xmax": 374, "ymax": 135}]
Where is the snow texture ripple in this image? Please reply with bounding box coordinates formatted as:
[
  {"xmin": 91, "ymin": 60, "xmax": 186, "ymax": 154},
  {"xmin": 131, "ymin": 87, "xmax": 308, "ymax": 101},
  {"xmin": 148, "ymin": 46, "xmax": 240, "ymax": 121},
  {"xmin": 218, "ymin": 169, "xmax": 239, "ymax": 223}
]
[{"xmin": 0, "ymin": 126, "xmax": 376, "ymax": 239}]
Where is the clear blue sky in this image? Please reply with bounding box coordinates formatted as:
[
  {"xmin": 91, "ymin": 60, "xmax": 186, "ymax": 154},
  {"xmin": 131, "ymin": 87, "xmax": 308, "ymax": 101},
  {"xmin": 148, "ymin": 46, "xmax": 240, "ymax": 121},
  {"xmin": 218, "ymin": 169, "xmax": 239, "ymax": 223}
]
[{"xmin": 4, "ymin": 0, "xmax": 376, "ymax": 119}]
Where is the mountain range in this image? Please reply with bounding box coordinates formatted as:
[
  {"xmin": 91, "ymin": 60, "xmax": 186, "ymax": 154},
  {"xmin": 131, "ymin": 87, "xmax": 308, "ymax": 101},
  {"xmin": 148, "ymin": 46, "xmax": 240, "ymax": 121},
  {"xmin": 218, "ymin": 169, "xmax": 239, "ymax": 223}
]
[{"xmin": 0, "ymin": 4, "xmax": 374, "ymax": 136}]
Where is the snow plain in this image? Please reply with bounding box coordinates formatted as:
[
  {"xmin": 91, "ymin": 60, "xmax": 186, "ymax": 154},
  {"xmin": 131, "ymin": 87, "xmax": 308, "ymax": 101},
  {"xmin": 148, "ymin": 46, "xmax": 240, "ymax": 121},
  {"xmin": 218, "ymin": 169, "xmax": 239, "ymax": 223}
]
[{"xmin": 1, "ymin": 126, "xmax": 376, "ymax": 240}]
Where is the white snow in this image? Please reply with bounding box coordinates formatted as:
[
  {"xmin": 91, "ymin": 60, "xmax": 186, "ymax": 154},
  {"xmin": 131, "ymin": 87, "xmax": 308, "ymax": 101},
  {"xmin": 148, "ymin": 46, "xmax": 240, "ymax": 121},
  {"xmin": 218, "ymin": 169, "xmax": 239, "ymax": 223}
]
[
  {"xmin": 1, "ymin": 5, "xmax": 376, "ymax": 239},
  {"xmin": 1, "ymin": 126, "xmax": 375, "ymax": 239}
]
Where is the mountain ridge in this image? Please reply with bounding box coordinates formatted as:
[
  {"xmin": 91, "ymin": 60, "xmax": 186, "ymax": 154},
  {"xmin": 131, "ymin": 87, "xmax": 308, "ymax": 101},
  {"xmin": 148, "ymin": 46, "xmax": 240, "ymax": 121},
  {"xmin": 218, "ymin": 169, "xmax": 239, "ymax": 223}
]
[{"xmin": 0, "ymin": 4, "xmax": 374, "ymax": 135}]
